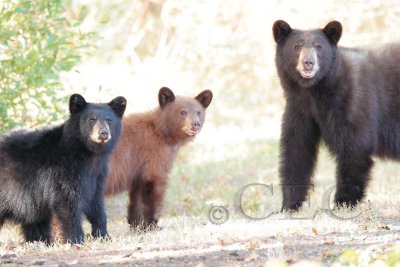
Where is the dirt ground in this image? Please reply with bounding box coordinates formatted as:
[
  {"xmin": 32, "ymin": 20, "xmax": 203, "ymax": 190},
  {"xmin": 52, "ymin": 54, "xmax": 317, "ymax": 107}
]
[{"xmin": 1, "ymin": 213, "xmax": 399, "ymax": 266}]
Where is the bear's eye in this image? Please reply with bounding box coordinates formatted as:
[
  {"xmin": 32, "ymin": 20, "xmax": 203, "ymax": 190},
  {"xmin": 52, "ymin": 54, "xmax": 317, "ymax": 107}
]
[
  {"xmin": 315, "ymin": 43, "xmax": 323, "ymax": 50},
  {"xmin": 106, "ymin": 118, "xmax": 112, "ymax": 124},
  {"xmin": 196, "ymin": 111, "xmax": 201, "ymax": 116},
  {"xmin": 89, "ymin": 118, "xmax": 97, "ymax": 124},
  {"xmin": 294, "ymin": 44, "xmax": 302, "ymax": 51},
  {"xmin": 180, "ymin": 110, "xmax": 188, "ymax": 116}
]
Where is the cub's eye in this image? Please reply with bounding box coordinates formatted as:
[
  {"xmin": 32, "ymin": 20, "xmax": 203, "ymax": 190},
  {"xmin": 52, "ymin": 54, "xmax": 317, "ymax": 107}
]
[
  {"xmin": 106, "ymin": 118, "xmax": 112, "ymax": 124},
  {"xmin": 315, "ymin": 43, "xmax": 323, "ymax": 50},
  {"xmin": 180, "ymin": 110, "xmax": 188, "ymax": 116},
  {"xmin": 196, "ymin": 111, "xmax": 201, "ymax": 116},
  {"xmin": 294, "ymin": 44, "xmax": 302, "ymax": 51},
  {"xmin": 89, "ymin": 118, "xmax": 97, "ymax": 124}
]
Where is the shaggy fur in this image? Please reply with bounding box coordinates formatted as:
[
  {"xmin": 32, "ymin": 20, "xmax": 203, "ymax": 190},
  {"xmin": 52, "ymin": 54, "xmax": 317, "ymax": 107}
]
[
  {"xmin": 106, "ymin": 87, "xmax": 212, "ymax": 229},
  {"xmin": 273, "ymin": 20, "xmax": 400, "ymax": 211},
  {"xmin": 0, "ymin": 94, "xmax": 126, "ymax": 243}
]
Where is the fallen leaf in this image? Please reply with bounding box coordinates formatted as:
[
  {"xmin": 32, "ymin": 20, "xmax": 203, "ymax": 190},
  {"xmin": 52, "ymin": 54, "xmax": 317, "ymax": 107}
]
[
  {"xmin": 247, "ymin": 239, "xmax": 260, "ymax": 250},
  {"xmin": 322, "ymin": 237, "xmax": 335, "ymax": 245},
  {"xmin": 312, "ymin": 227, "xmax": 318, "ymax": 235},
  {"xmin": 244, "ymin": 251, "xmax": 258, "ymax": 262},
  {"xmin": 217, "ymin": 238, "xmax": 226, "ymax": 246}
]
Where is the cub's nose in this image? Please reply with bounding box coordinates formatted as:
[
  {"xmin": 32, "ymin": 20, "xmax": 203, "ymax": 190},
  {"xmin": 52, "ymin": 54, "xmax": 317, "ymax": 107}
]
[
  {"xmin": 192, "ymin": 121, "xmax": 201, "ymax": 130},
  {"xmin": 303, "ymin": 57, "xmax": 314, "ymax": 70},
  {"xmin": 99, "ymin": 130, "xmax": 109, "ymax": 141}
]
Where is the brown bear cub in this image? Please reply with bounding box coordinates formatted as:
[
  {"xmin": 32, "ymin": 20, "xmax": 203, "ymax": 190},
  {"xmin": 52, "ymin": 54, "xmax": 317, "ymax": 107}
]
[{"xmin": 106, "ymin": 87, "xmax": 213, "ymax": 229}]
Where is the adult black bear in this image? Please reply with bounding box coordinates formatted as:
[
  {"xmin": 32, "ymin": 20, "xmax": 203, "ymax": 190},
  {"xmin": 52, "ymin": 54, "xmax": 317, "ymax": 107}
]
[
  {"xmin": 273, "ymin": 20, "xmax": 400, "ymax": 211},
  {"xmin": 0, "ymin": 94, "xmax": 126, "ymax": 243}
]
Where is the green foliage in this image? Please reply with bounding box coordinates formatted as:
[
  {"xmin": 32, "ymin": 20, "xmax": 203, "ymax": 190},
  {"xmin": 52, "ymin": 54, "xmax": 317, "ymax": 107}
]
[
  {"xmin": 335, "ymin": 246, "xmax": 400, "ymax": 266},
  {"xmin": 0, "ymin": 0, "xmax": 92, "ymax": 132},
  {"xmin": 338, "ymin": 249, "xmax": 360, "ymax": 265}
]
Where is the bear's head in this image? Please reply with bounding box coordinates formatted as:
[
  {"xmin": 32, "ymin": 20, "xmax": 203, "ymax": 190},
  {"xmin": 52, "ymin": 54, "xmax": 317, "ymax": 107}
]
[
  {"xmin": 272, "ymin": 20, "xmax": 342, "ymax": 88},
  {"xmin": 157, "ymin": 87, "xmax": 213, "ymax": 143},
  {"xmin": 69, "ymin": 94, "xmax": 127, "ymax": 154}
]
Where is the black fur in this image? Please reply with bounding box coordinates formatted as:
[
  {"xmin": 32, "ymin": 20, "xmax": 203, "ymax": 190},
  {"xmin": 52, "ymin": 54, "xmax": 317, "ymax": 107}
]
[
  {"xmin": 0, "ymin": 94, "xmax": 126, "ymax": 243},
  {"xmin": 273, "ymin": 20, "xmax": 400, "ymax": 211}
]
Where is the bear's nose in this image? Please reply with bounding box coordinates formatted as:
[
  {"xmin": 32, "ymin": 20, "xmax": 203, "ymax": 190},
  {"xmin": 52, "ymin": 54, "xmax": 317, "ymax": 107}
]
[
  {"xmin": 192, "ymin": 121, "xmax": 201, "ymax": 130},
  {"xmin": 99, "ymin": 130, "xmax": 109, "ymax": 141},
  {"xmin": 303, "ymin": 57, "xmax": 314, "ymax": 70}
]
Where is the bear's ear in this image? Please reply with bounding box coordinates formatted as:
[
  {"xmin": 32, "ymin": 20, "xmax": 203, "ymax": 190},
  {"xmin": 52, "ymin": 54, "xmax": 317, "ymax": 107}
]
[
  {"xmin": 195, "ymin": 90, "xmax": 213, "ymax": 108},
  {"xmin": 69, "ymin": 94, "xmax": 87, "ymax": 114},
  {"xmin": 158, "ymin": 87, "xmax": 175, "ymax": 108},
  {"xmin": 323, "ymin": 21, "xmax": 342, "ymax": 45},
  {"xmin": 108, "ymin": 96, "xmax": 127, "ymax": 118},
  {"xmin": 272, "ymin": 20, "xmax": 292, "ymax": 43}
]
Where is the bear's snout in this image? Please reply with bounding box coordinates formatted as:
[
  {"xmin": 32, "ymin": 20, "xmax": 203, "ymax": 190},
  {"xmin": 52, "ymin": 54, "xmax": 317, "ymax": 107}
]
[
  {"xmin": 96, "ymin": 126, "xmax": 111, "ymax": 143},
  {"xmin": 192, "ymin": 121, "xmax": 201, "ymax": 131},
  {"xmin": 99, "ymin": 130, "xmax": 109, "ymax": 142},
  {"xmin": 90, "ymin": 121, "xmax": 112, "ymax": 144},
  {"xmin": 302, "ymin": 56, "xmax": 314, "ymax": 70},
  {"xmin": 296, "ymin": 48, "xmax": 320, "ymax": 79}
]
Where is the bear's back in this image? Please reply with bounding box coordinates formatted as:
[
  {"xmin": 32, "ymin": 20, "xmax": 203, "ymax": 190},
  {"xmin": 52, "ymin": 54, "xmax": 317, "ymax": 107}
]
[{"xmin": 0, "ymin": 125, "xmax": 65, "ymax": 166}]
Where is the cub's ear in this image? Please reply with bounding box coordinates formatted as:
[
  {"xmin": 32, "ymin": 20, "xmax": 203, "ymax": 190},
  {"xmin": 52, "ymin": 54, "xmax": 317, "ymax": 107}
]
[
  {"xmin": 108, "ymin": 96, "xmax": 127, "ymax": 118},
  {"xmin": 272, "ymin": 20, "xmax": 292, "ymax": 43},
  {"xmin": 195, "ymin": 90, "xmax": 213, "ymax": 108},
  {"xmin": 323, "ymin": 21, "xmax": 342, "ymax": 45},
  {"xmin": 158, "ymin": 87, "xmax": 175, "ymax": 108},
  {"xmin": 69, "ymin": 94, "xmax": 87, "ymax": 114}
]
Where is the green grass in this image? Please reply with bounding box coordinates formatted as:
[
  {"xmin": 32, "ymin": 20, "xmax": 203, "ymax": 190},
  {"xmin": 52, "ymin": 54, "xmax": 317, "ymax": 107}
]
[{"xmin": 165, "ymin": 139, "xmax": 281, "ymax": 216}]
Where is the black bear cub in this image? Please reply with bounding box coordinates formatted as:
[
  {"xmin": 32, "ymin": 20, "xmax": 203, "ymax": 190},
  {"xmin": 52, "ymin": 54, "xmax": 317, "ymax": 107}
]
[
  {"xmin": 273, "ymin": 20, "xmax": 400, "ymax": 211},
  {"xmin": 0, "ymin": 94, "xmax": 126, "ymax": 243}
]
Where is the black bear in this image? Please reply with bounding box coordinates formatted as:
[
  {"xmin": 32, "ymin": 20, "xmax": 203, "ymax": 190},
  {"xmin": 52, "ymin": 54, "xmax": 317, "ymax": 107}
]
[
  {"xmin": 105, "ymin": 87, "xmax": 212, "ymax": 229},
  {"xmin": 0, "ymin": 94, "xmax": 126, "ymax": 243},
  {"xmin": 272, "ymin": 20, "xmax": 400, "ymax": 211}
]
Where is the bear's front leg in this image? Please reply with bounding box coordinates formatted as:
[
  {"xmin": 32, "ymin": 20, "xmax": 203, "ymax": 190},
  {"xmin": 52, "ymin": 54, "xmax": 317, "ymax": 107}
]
[
  {"xmin": 335, "ymin": 152, "xmax": 373, "ymax": 207},
  {"xmin": 280, "ymin": 106, "xmax": 321, "ymax": 211},
  {"xmin": 85, "ymin": 191, "xmax": 109, "ymax": 239},
  {"xmin": 142, "ymin": 176, "xmax": 166, "ymax": 229}
]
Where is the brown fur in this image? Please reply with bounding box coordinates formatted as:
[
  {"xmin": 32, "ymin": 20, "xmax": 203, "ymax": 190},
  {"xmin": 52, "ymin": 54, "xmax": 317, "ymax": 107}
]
[{"xmin": 106, "ymin": 87, "xmax": 213, "ymax": 229}]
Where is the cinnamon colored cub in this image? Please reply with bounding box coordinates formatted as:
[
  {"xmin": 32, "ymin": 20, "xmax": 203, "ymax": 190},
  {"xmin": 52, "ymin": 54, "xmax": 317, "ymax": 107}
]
[{"xmin": 106, "ymin": 87, "xmax": 213, "ymax": 229}]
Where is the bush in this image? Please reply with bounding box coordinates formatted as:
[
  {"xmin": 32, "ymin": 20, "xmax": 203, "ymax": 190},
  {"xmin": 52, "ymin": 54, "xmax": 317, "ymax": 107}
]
[{"xmin": 0, "ymin": 0, "xmax": 92, "ymax": 132}]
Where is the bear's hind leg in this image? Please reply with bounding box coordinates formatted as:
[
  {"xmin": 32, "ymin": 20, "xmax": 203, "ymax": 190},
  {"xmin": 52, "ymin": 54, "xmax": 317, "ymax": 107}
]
[
  {"xmin": 55, "ymin": 206, "xmax": 84, "ymax": 244},
  {"xmin": 335, "ymin": 154, "xmax": 373, "ymax": 207},
  {"xmin": 22, "ymin": 218, "xmax": 51, "ymax": 244},
  {"xmin": 127, "ymin": 178, "xmax": 145, "ymax": 229}
]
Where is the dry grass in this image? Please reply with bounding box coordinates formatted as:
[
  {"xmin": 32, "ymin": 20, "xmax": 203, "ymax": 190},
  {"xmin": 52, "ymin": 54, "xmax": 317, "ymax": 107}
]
[{"xmin": 0, "ymin": 139, "xmax": 399, "ymax": 265}]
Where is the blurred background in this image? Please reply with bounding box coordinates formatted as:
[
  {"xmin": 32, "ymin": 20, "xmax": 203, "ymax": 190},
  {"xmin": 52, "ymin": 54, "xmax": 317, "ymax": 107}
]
[{"xmin": 1, "ymin": 0, "xmax": 400, "ymax": 219}]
